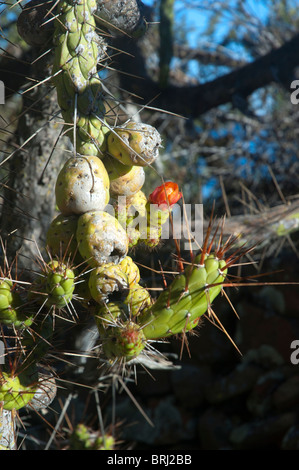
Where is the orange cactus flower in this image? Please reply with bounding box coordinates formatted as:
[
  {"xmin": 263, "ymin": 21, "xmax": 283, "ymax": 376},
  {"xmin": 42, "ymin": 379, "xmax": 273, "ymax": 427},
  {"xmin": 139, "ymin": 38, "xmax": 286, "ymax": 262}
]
[{"xmin": 148, "ymin": 182, "xmax": 182, "ymax": 209}]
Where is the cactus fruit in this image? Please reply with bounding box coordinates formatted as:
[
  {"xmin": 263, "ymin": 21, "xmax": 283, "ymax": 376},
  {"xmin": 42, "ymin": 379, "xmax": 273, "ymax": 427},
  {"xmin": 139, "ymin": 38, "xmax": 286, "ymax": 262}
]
[
  {"xmin": 101, "ymin": 320, "xmax": 146, "ymax": 362},
  {"xmin": 94, "ymin": 301, "xmax": 128, "ymax": 334},
  {"xmin": 119, "ymin": 256, "xmax": 140, "ymax": 286},
  {"xmin": 76, "ymin": 211, "xmax": 129, "ymax": 267},
  {"xmin": 103, "ymin": 156, "xmax": 145, "ymax": 198},
  {"xmin": 106, "ymin": 122, "xmax": 161, "ymax": 167},
  {"xmin": 144, "ymin": 182, "xmax": 182, "ymax": 247},
  {"xmin": 46, "ymin": 213, "xmax": 80, "ymax": 261},
  {"xmin": 0, "ymin": 369, "xmax": 37, "ymax": 411},
  {"xmin": 55, "ymin": 156, "xmax": 110, "ymax": 215},
  {"xmin": 0, "ymin": 279, "xmax": 33, "ymax": 328},
  {"xmin": 124, "ymin": 283, "xmax": 152, "ymax": 317},
  {"xmin": 70, "ymin": 423, "xmax": 115, "ymax": 450},
  {"xmin": 114, "ymin": 190, "xmax": 148, "ymax": 247},
  {"xmin": 31, "ymin": 260, "xmax": 75, "ymax": 309},
  {"xmin": 27, "ymin": 373, "xmax": 57, "ymax": 411},
  {"xmin": 88, "ymin": 263, "xmax": 129, "ymax": 304}
]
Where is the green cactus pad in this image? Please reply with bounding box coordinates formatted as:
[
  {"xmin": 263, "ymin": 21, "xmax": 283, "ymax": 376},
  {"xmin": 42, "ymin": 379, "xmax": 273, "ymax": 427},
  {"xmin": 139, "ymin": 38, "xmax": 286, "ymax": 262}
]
[
  {"xmin": 31, "ymin": 260, "xmax": 75, "ymax": 309},
  {"xmin": 52, "ymin": 0, "xmax": 109, "ymax": 156},
  {"xmin": 139, "ymin": 254, "xmax": 227, "ymax": 339},
  {"xmin": 94, "ymin": 301, "xmax": 129, "ymax": 335},
  {"xmin": 70, "ymin": 423, "xmax": 115, "ymax": 450}
]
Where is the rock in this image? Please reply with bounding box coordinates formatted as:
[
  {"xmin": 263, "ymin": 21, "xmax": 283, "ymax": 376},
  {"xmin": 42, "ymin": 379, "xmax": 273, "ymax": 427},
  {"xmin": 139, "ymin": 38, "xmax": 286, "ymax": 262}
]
[
  {"xmin": 242, "ymin": 345, "xmax": 285, "ymax": 369},
  {"xmin": 235, "ymin": 301, "xmax": 299, "ymax": 362},
  {"xmin": 229, "ymin": 412, "xmax": 297, "ymax": 449},
  {"xmin": 281, "ymin": 425, "xmax": 299, "ymax": 450},
  {"xmin": 106, "ymin": 396, "xmax": 197, "ymax": 446},
  {"xmin": 246, "ymin": 368, "xmax": 286, "ymax": 417},
  {"xmin": 205, "ymin": 362, "xmax": 261, "ymax": 405},
  {"xmin": 272, "ymin": 374, "xmax": 299, "ymax": 412},
  {"xmin": 198, "ymin": 408, "xmax": 235, "ymax": 450},
  {"xmin": 171, "ymin": 364, "xmax": 212, "ymax": 408}
]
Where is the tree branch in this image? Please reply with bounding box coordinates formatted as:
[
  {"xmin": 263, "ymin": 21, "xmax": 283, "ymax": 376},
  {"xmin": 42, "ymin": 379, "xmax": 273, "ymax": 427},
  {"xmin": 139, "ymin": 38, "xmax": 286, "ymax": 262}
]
[{"xmin": 115, "ymin": 30, "xmax": 299, "ymax": 117}]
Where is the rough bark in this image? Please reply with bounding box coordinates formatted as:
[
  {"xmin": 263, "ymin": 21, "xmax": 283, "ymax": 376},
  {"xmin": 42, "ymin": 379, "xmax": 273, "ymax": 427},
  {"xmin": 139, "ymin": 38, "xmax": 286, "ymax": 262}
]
[{"xmin": 0, "ymin": 51, "xmax": 69, "ymax": 274}]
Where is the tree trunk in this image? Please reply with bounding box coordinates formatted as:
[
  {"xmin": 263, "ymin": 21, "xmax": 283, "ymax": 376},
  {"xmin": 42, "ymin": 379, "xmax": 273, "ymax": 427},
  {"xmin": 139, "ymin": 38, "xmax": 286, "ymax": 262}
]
[{"xmin": 0, "ymin": 51, "xmax": 68, "ymax": 275}]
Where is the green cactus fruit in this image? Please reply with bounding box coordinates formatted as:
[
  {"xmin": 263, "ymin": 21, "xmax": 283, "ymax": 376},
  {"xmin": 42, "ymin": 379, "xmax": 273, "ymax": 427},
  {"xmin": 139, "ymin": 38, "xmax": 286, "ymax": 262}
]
[
  {"xmin": 0, "ymin": 368, "xmax": 37, "ymax": 411},
  {"xmin": 143, "ymin": 225, "xmax": 162, "ymax": 248},
  {"xmin": 31, "ymin": 260, "xmax": 75, "ymax": 309},
  {"xmin": 93, "ymin": 434, "xmax": 115, "ymax": 450},
  {"xmin": 45, "ymin": 260, "xmax": 75, "ymax": 308},
  {"xmin": 70, "ymin": 423, "xmax": 115, "ymax": 450},
  {"xmin": 0, "ymin": 279, "xmax": 33, "ymax": 328},
  {"xmin": 46, "ymin": 213, "xmax": 80, "ymax": 261},
  {"xmin": 138, "ymin": 253, "xmax": 227, "ymax": 339},
  {"xmin": 103, "ymin": 155, "xmax": 145, "ymax": 198},
  {"xmin": 119, "ymin": 256, "xmax": 140, "ymax": 286},
  {"xmin": 88, "ymin": 263, "xmax": 129, "ymax": 304},
  {"xmin": 124, "ymin": 283, "xmax": 152, "ymax": 317},
  {"xmin": 55, "ymin": 156, "xmax": 110, "ymax": 215},
  {"xmin": 76, "ymin": 211, "xmax": 129, "ymax": 267},
  {"xmin": 94, "ymin": 301, "xmax": 129, "ymax": 335},
  {"xmin": 106, "ymin": 122, "xmax": 161, "ymax": 167},
  {"xmin": 102, "ymin": 321, "xmax": 146, "ymax": 362},
  {"xmin": 114, "ymin": 190, "xmax": 148, "ymax": 247}
]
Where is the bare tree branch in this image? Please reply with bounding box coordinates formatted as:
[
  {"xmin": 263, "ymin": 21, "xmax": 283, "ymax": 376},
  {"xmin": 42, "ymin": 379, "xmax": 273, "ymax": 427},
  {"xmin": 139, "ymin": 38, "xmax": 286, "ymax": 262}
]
[{"xmin": 115, "ymin": 29, "xmax": 299, "ymax": 117}]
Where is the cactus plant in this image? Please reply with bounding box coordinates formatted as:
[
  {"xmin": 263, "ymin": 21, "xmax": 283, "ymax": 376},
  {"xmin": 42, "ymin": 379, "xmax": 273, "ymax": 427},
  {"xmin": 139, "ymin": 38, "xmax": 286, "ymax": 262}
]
[{"xmin": 1, "ymin": 0, "xmax": 294, "ymax": 452}]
